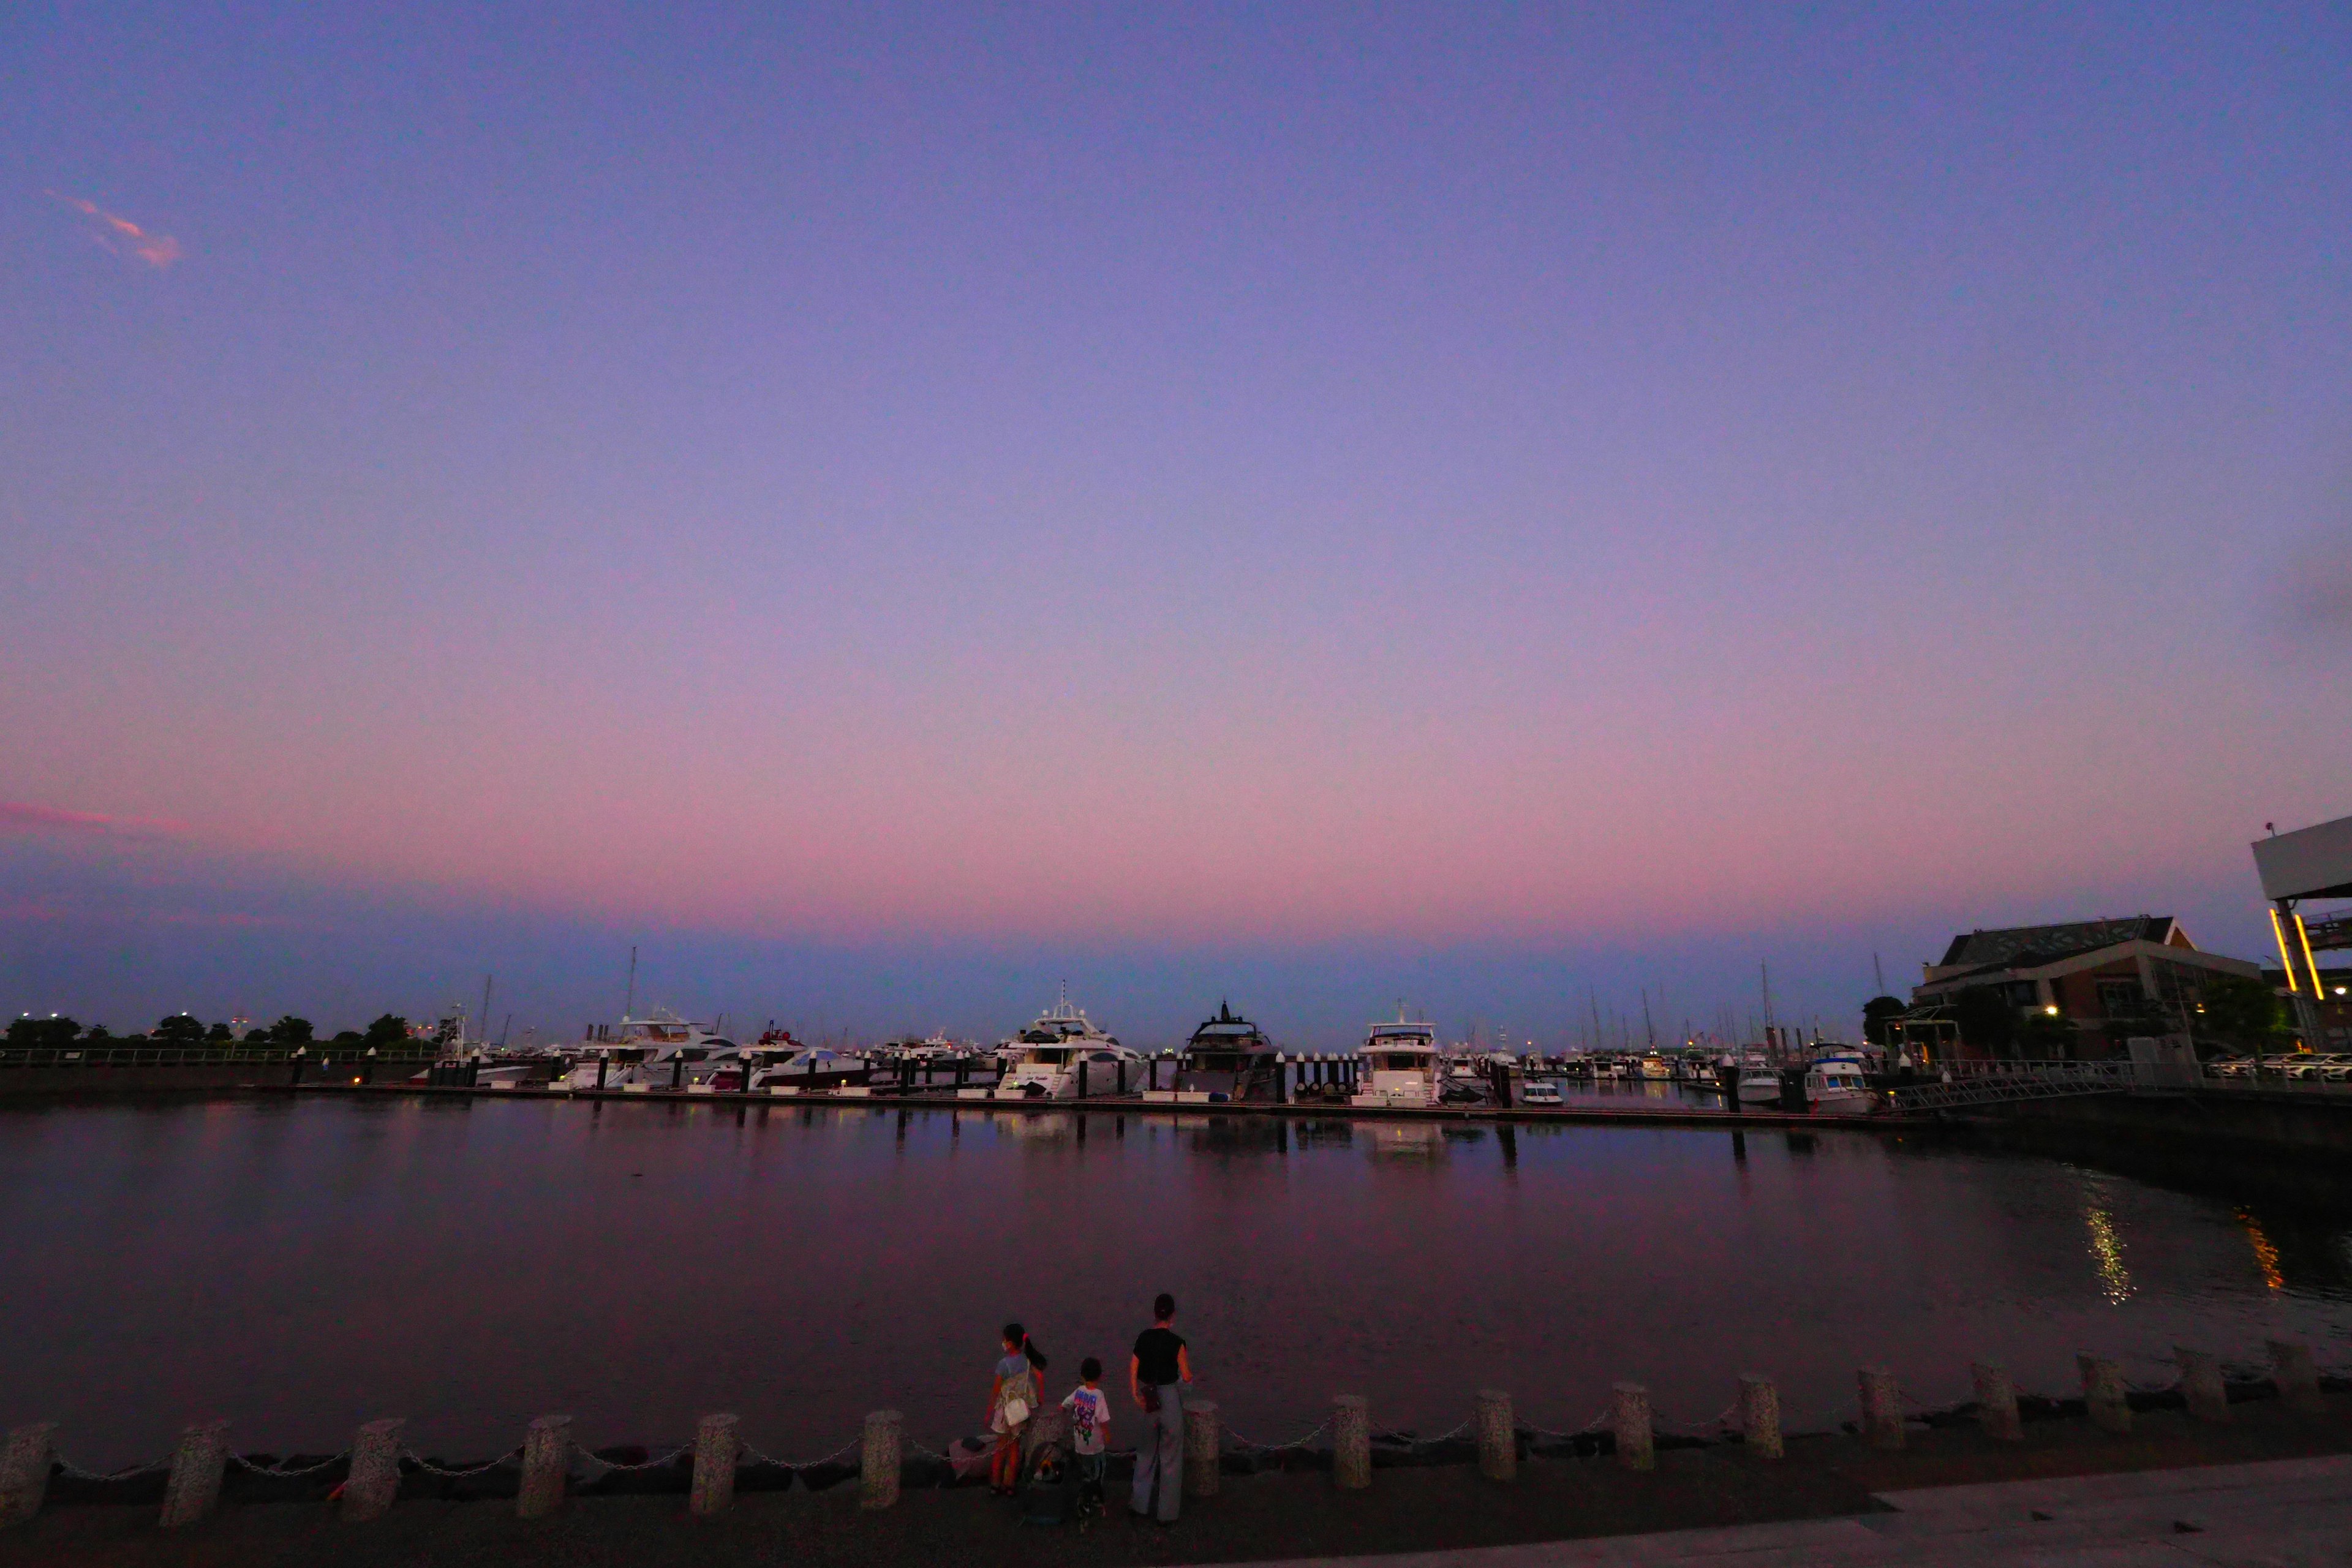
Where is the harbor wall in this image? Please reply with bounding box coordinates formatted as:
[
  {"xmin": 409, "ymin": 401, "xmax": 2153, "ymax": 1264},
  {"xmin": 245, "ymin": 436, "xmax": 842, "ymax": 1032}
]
[{"xmin": 1972, "ymin": 1090, "xmax": 2352, "ymax": 1161}]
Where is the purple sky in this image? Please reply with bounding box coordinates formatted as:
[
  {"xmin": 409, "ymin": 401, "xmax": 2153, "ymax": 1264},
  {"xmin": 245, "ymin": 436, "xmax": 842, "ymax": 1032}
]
[{"xmin": 5, "ymin": 4, "xmax": 2349, "ymax": 1046}]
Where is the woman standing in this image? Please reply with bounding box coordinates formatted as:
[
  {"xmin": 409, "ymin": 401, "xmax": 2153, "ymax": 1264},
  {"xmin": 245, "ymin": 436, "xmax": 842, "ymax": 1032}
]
[
  {"xmin": 1128, "ymin": 1292, "xmax": 1193, "ymax": 1523},
  {"xmin": 987, "ymin": 1321, "xmax": 1047, "ymax": 1496}
]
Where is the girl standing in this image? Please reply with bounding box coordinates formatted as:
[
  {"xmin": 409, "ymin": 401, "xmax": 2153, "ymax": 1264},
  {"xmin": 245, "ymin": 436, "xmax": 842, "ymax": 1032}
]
[{"xmin": 987, "ymin": 1321, "xmax": 1047, "ymax": 1496}]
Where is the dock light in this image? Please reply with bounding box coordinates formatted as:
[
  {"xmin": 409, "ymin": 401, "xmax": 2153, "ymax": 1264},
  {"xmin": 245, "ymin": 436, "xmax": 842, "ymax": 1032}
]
[{"xmin": 2044, "ymin": 1005, "xmax": 2060, "ymax": 1016}]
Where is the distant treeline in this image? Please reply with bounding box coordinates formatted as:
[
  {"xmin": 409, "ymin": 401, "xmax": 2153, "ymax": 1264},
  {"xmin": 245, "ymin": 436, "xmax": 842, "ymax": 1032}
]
[{"xmin": 4, "ymin": 1013, "xmax": 421, "ymax": 1051}]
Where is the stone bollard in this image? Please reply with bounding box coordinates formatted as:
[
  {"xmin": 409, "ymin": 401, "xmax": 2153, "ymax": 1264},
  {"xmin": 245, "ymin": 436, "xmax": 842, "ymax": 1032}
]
[
  {"xmin": 1332, "ymin": 1395, "xmax": 1371, "ymax": 1490},
  {"xmin": 1183, "ymin": 1400, "xmax": 1220, "ymax": 1499},
  {"xmin": 1611, "ymin": 1383, "xmax": 1654, "ymax": 1472},
  {"xmin": 1857, "ymin": 1367, "xmax": 1904, "ymax": 1450},
  {"xmin": 159, "ymin": 1420, "xmax": 230, "ymax": 1528},
  {"xmin": 2176, "ymin": 1348, "xmax": 2230, "ymax": 1424},
  {"xmin": 689, "ymin": 1413, "xmax": 739, "ymax": 1518},
  {"xmin": 1971, "ymin": 1364, "xmax": 2022, "ymax": 1442},
  {"xmin": 0, "ymin": 1423, "xmax": 58, "ymax": 1528},
  {"xmin": 516, "ymin": 1414, "xmax": 571, "ymax": 1518},
  {"xmin": 341, "ymin": 1418, "xmax": 405, "ymax": 1523},
  {"xmin": 1737, "ymin": 1375, "xmax": 1782, "ymax": 1460},
  {"xmin": 860, "ymin": 1410, "xmax": 902, "ymax": 1510},
  {"xmin": 2269, "ymin": 1339, "xmax": 2326, "ymax": 1416},
  {"xmin": 1474, "ymin": 1389, "xmax": 1515, "ymax": 1482},
  {"xmin": 2078, "ymin": 1355, "xmax": 2131, "ymax": 1434}
]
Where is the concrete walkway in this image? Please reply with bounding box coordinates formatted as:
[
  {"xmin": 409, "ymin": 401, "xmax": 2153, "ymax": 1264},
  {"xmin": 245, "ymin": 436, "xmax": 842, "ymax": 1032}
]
[{"xmin": 1207, "ymin": 1454, "xmax": 2352, "ymax": 1566}]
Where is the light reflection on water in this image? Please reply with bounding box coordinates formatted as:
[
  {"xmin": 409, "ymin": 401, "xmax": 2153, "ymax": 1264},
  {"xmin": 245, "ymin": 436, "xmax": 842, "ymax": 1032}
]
[{"xmin": 1, "ymin": 1096, "xmax": 2348, "ymax": 1465}]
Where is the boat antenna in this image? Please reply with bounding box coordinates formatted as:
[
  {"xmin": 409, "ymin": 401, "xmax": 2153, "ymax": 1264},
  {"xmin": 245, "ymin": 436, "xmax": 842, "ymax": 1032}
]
[{"xmin": 624, "ymin": 946, "xmax": 637, "ymax": 1019}]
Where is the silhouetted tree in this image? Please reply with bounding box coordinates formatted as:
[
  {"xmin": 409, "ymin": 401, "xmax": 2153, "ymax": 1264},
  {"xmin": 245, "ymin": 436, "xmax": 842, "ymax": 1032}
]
[
  {"xmin": 1861, "ymin": 995, "xmax": 1908, "ymax": 1046},
  {"xmin": 361, "ymin": 1014, "xmax": 411, "ymax": 1051},
  {"xmin": 153, "ymin": 1014, "xmax": 205, "ymax": 1046},
  {"xmin": 2197, "ymin": 974, "xmax": 2290, "ymax": 1054},
  {"xmin": 205, "ymin": 1022, "xmax": 233, "ymax": 1044},
  {"xmin": 1949, "ymin": 986, "xmax": 2018, "ymax": 1057},
  {"xmin": 6, "ymin": 1016, "xmax": 80, "ymax": 1048},
  {"xmin": 271, "ymin": 1015, "xmax": 314, "ymax": 1046}
]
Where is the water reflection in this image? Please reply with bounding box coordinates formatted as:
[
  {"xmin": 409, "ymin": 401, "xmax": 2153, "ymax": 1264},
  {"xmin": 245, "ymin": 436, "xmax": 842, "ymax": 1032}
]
[{"xmin": 2, "ymin": 1098, "xmax": 2350, "ymax": 1468}]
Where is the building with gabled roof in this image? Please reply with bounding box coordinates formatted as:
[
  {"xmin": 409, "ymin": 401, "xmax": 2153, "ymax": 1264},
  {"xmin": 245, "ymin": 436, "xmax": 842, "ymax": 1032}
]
[{"xmin": 1913, "ymin": 916, "xmax": 2261, "ymax": 1058}]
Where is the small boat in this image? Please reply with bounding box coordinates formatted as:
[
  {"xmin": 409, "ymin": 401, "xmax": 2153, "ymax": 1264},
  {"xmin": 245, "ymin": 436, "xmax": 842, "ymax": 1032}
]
[
  {"xmin": 1803, "ymin": 1057, "xmax": 1878, "ymax": 1115},
  {"xmin": 1351, "ymin": 1011, "xmax": 1441, "ymax": 1109},
  {"xmin": 1520, "ymin": 1079, "xmax": 1563, "ymax": 1107},
  {"xmin": 1172, "ymin": 1002, "xmax": 1281, "ymax": 1102},
  {"xmin": 1733, "ymin": 1050, "xmax": 1783, "ymax": 1106},
  {"xmin": 996, "ymin": 990, "xmax": 1142, "ymax": 1099},
  {"xmin": 1637, "ymin": 1052, "xmax": 1673, "ymax": 1080}
]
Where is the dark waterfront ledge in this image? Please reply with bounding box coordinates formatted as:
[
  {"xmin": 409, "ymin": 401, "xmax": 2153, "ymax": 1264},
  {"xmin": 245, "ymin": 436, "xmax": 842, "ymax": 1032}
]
[{"xmin": 4, "ymin": 1397, "xmax": 2350, "ymax": 1567}]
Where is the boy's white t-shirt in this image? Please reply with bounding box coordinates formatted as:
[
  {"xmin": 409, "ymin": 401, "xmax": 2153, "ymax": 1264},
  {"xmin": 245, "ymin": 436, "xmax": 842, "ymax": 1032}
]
[{"xmin": 1061, "ymin": 1385, "xmax": 1111, "ymax": 1455}]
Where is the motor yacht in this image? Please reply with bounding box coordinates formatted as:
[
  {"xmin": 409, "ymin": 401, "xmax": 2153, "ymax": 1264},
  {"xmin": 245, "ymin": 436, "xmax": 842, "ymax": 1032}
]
[
  {"xmin": 1351, "ymin": 1011, "xmax": 1441, "ymax": 1109},
  {"xmin": 1802, "ymin": 1057, "xmax": 1879, "ymax": 1115},
  {"xmin": 558, "ymin": 1009, "xmax": 739, "ymax": 1091},
  {"xmin": 746, "ymin": 1046, "xmax": 873, "ymax": 1093},
  {"xmin": 996, "ymin": 989, "xmax": 1142, "ymax": 1099},
  {"xmin": 1169, "ymin": 1001, "xmax": 1281, "ymax": 1103},
  {"xmin": 1733, "ymin": 1049, "xmax": 1783, "ymax": 1106}
]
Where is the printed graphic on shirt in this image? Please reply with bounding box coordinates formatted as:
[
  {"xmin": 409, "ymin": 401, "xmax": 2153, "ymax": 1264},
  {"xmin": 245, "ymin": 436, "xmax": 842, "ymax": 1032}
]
[{"xmin": 1061, "ymin": 1386, "xmax": 1112, "ymax": 1454}]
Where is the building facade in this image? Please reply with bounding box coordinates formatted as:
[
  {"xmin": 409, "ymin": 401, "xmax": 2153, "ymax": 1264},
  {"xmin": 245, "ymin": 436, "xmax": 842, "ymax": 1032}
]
[{"xmin": 1912, "ymin": 917, "xmax": 2261, "ymax": 1059}]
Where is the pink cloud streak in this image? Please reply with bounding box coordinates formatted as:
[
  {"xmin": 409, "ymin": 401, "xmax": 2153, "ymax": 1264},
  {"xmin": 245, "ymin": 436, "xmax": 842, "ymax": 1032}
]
[
  {"xmin": 0, "ymin": 802, "xmax": 188, "ymax": 838},
  {"xmin": 47, "ymin": 192, "xmax": 181, "ymax": 268}
]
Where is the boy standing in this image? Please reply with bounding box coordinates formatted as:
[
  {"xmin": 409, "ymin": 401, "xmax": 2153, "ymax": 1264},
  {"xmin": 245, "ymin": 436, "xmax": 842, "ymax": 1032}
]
[{"xmin": 1061, "ymin": 1357, "xmax": 1114, "ymax": 1523}]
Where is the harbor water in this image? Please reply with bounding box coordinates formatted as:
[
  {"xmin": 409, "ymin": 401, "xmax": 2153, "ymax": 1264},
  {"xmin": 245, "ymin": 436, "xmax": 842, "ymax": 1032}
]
[{"xmin": 4, "ymin": 1095, "xmax": 2348, "ymax": 1466}]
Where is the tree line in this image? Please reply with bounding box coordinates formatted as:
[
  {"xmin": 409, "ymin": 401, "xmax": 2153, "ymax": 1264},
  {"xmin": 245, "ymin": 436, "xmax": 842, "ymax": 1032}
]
[{"xmin": 5, "ymin": 1014, "xmax": 420, "ymax": 1051}]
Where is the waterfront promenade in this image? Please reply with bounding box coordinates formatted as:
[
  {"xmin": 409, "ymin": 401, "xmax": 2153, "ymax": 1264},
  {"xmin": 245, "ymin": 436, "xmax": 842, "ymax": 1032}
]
[{"xmin": 4, "ymin": 1397, "xmax": 2347, "ymax": 1567}]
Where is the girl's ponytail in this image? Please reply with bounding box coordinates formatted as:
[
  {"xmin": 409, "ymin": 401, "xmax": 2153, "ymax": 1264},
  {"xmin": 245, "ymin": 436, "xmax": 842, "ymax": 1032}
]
[{"xmin": 1024, "ymin": 1336, "xmax": 1049, "ymax": 1370}]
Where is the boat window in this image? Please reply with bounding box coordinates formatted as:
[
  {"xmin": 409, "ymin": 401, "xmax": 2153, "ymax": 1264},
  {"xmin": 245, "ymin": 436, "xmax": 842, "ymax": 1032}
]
[
  {"xmin": 1030, "ymin": 1048, "xmax": 1070, "ymax": 1066},
  {"xmin": 679, "ymin": 1048, "xmax": 707, "ymax": 1062},
  {"xmin": 1382, "ymin": 1054, "xmax": 1422, "ymax": 1071}
]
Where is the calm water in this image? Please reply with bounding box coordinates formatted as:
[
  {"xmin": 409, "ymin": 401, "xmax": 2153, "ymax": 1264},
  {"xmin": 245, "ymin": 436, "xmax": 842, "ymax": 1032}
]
[{"xmin": 6, "ymin": 1096, "xmax": 2351, "ymax": 1466}]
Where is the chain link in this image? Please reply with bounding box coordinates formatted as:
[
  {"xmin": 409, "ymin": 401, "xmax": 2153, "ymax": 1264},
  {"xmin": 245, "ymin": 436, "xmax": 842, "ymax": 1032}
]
[
  {"xmin": 1222, "ymin": 1415, "xmax": 1332, "ymax": 1452},
  {"xmin": 56, "ymin": 1453, "xmax": 172, "ymax": 1482},
  {"xmin": 576, "ymin": 1444, "xmax": 691, "ymax": 1474},
  {"xmin": 229, "ymin": 1449, "xmax": 351, "ymax": 1477},
  {"xmin": 740, "ymin": 1436, "xmax": 859, "ymax": 1471},
  {"xmin": 401, "ymin": 1447, "xmax": 521, "ymax": 1479}
]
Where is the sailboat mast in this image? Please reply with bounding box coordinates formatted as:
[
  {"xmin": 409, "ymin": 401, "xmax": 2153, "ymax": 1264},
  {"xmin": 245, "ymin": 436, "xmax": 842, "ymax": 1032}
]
[{"xmin": 624, "ymin": 946, "xmax": 638, "ymax": 1019}]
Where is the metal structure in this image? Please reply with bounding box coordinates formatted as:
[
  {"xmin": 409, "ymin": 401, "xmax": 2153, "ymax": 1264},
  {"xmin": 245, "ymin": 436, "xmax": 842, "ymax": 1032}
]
[{"xmin": 2253, "ymin": 815, "xmax": 2352, "ymax": 1041}]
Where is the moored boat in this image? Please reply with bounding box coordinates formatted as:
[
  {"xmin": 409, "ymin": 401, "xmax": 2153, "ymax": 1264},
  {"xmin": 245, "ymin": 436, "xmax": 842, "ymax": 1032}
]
[
  {"xmin": 996, "ymin": 989, "xmax": 1142, "ymax": 1099},
  {"xmin": 1170, "ymin": 1001, "xmax": 1281, "ymax": 1102},
  {"xmin": 1351, "ymin": 1010, "xmax": 1441, "ymax": 1108}
]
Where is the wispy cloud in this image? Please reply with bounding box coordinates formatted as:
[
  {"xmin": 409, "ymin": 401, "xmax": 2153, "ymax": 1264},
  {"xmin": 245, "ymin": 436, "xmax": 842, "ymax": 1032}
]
[
  {"xmin": 47, "ymin": 191, "xmax": 181, "ymax": 268},
  {"xmin": 0, "ymin": 802, "xmax": 188, "ymax": 839}
]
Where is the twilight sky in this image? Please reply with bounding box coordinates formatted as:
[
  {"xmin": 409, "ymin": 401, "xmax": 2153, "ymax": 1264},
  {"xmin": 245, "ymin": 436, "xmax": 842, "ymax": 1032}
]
[{"xmin": 4, "ymin": 3, "xmax": 2350, "ymax": 1045}]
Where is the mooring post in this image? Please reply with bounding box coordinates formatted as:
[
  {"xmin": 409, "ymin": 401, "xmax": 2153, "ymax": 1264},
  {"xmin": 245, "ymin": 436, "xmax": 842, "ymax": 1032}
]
[
  {"xmin": 2176, "ymin": 1347, "xmax": 2230, "ymax": 1423},
  {"xmin": 158, "ymin": 1419, "xmax": 230, "ymax": 1528},
  {"xmin": 0, "ymin": 1423, "xmax": 57, "ymax": 1528},
  {"xmin": 1332, "ymin": 1395, "xmax": 1371, "ymax": 1489},
  {"xmin": 2078, "ymin": 1355, "xmax": 2131, "ymax": 1434},
  {"xmin": 341, "ymin": 1417, "xmax": 405, "ymax": 1522},
  {"xmin": 1857, "ymin": 1367, "xmax": 1903, "ymax": 1450},
  {"xmin": 1971, "ymin": 1363, "xmax": 2022, "ymax": 1442},
  {"xmin": 2268, "ymin": 1339, "xmax": 2326, "ymax": 1415},
  {"xmin": 1079, "ymin": 1058, "xmax": 1089, "ymax": 1101},
  {"xmin": 1474, "ymin": 1389, "xmax": 1515, "ymax": 1481},
  {"xmin": 595, "ymin": 1055, "xmax": 608, "ymax": 1090},
  {"xmin": 860, "ymin": 1409, "xmax": 902, "ymax": 1510},
  {"xmin": 1611, "ymin": 1383, "xmax": 1654, "ymax": 1472},
  {"xmin": 688, "ymin": 1413, "xmax": 738, "ymax": 1517},
  {"xmin": 516, "ymin": 1414, "xmax": 571, "ymax": 1518},
  {"xmin": 1737, "ymin": 1374, "xmax": 1782, "ymax": 1460},
  {"xmin": 1183, "ymin": 1400, "xmax": 1221, "ymax": 1498}
]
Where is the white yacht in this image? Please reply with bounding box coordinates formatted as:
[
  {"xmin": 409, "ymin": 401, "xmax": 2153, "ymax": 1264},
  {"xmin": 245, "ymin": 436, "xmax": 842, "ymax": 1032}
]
[
  {"xmin": 995, "ymin": 989, "xmax": 1142, "ymax": 1099},
  {"xmin": 1802, "ymin": 1057, "xmax": 1878, "ymax": 1115},
  {"xmin": 748, "ymin": 1046, "xmax": 872, "ymax": 1093},
  {"xmin": 1733, "ymin": 1049, "xmax": 1782, "ymax": 1106},
  {"xmin": 559, "ymin": 1009, "xmax": 738, "ymax": 1091},
  {"xmin": 1352, "ymin": 1011, "xmax": 1441, "ymax": 1109}
]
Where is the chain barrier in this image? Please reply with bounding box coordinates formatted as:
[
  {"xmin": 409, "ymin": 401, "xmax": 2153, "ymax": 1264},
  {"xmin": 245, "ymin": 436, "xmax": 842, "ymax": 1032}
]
[
  {"xmin": 1653, "ymin": 1401, "xmax": 1740, "ymax": 1436},
  {"xmin": 739, "ymin": 1436, "xmax": 859, "ymax": 1471},
  {"xmin": 575, "ymin": 1443, "xmax": 691, "ymax": 1474},
  {"xmin": 56, "ymin": 1453, "xmax": 172, "ymax": 1482},
  {"xmin": 229, "ymin": 1449, "xmax": 351, "ymax": 1477},
  {"xmin": 1222, "ymin": 1415, "xmax": 1331, "ymax": 1453},
  {"xmin": 401, "ymin": 1447, "xmax": 521, "ymax": 1479},
  {"xmin": 1523, "ymin": 1405, "xmax": 1613, "ymax": 1440}
]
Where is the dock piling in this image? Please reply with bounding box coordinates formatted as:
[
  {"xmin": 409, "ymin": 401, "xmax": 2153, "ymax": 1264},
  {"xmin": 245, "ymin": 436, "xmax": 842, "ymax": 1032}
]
[
  {"xmin": 1332, "ymin": 1395, "xmax": 1371, "ymax": 1489},
  {"xmin": 158, "ymin": 1419, "xmax": 229, "ymax": 1528},
  {"xmin": 516, "ymin": 1414, "xmax": 571, "ymax": 1518},
  {"xmin": 859, "ymin": 1409, "xmax": 901, "ymax": 1510},
  {"xmin": 1856, "ymin": 1368, "xmax": 1903, "ymax": 1450},
  {"xmin": 1474, "ymin": 1389, "xmax": 1515, "ymax": 1481},
  {"xmin": 1183, "ymin": 1400, "xmax": 1220, "ymax": 1498},
  {"xmin": 0, "ymin": 1423, "xmax": 56, "ymax": 1527},
  {"xmin": 2267, "ymin": 1338, "xmax": 2326, "ymax": 1415},
  {"xmin": 341, "ymin": 1417, "xmax": 405, "ymax": 1522},
  {"xmin": 1970, "ymin": 1363, "xmax": 2022, "ymax": 1442},
  {"xmin": 1736, "ymin": 1375, "xmax": 1781, "ymax": 1460},
  {"xmin": 1611, "ymin": 1384, "xmax": 1654, "ymax": 1472},
  {"xmin": 2176, "ymin": 1348, "xmax": 2230, "ymax": 1424},
  {"xmin": 2078, "ymin": 1355, "xmax": 2131, "ymax": 1434},
  {"xmin": 690, "ymin": 1413, "xmax": 739, "ymax": 1517}
]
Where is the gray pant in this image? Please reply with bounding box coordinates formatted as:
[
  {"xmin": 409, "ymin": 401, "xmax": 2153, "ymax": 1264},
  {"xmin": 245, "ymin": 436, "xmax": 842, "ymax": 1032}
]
[{"xmin": 1131, "ymin": 1384, "xmax": 1183, "ymax": 1520}]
